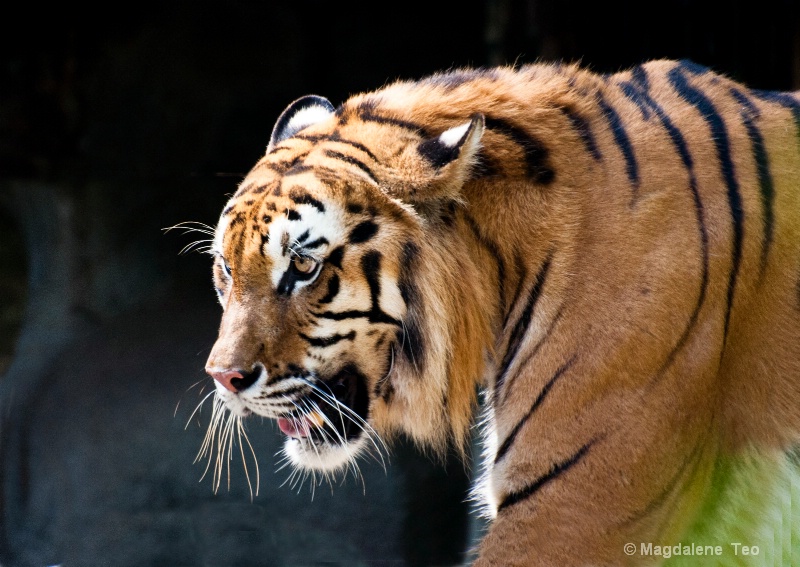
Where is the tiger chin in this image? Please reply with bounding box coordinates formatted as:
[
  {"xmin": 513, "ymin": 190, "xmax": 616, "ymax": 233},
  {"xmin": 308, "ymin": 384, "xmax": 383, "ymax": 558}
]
[{"xmin": 202, "ymin": 60, "xmax": 800, "ymax": 565}]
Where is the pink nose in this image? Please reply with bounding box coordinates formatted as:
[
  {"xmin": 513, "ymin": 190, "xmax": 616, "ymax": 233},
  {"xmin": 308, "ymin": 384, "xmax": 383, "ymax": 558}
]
[
  {"xmin": 208, "ymin": 369, "xmax": 243, "ymax": 392},
  {"xmin": 206, "ymin": 368, "xmax": 260, "ymax": 393}
]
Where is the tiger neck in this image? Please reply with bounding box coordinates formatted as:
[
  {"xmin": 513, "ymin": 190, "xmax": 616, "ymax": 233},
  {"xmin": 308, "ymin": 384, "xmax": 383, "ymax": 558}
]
[{"xmin": 400, "ymin": 190, "xmax": 575, "ymax": 454}]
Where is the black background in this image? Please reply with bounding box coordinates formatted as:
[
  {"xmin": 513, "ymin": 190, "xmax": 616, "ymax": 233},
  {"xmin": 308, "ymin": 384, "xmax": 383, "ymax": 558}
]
[{"xmin": 1, "ymin": 2, "xmax": 798, "ymax": 566}]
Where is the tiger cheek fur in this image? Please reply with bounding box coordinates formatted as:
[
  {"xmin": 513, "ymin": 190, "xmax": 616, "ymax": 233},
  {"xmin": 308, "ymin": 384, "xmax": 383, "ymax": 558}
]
[{"xmin": 201, "ymin": 61, "xmax": 800, "ymax": 565}]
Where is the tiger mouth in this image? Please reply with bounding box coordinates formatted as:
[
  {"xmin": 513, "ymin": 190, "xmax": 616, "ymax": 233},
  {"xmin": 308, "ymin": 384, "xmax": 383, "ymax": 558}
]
[{"xmin": 277, "ymin": 364, "xmax": 369, "ymax": 445}]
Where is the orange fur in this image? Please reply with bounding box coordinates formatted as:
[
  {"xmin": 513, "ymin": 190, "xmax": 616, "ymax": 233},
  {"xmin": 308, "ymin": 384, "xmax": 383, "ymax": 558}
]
[{"xmin": 205, "ymin": 60, "xmax": 800, "ymax": 565}]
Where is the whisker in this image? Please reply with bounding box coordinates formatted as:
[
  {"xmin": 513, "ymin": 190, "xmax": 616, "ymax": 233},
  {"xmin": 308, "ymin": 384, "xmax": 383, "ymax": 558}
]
[
  {"xmin": 162, "ymin": 221, "xmax": 216, "ymax": 236},
  {"xmin": 179, "ymin": 239, "xmax": 215, "ymax": 256},
  {"xmin": 197, "ymin": 396, "xmax": 226, "ymax": 482},
  {"xmin": 239, "ymin": 418, "xmax": 261, "ymax": 500},
  {"xmin": 185, "ymin": 390, "xmax": 216, "ymax": 427}
]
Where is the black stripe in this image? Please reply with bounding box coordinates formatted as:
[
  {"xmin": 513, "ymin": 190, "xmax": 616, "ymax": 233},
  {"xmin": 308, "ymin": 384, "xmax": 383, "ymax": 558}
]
[
  {"xmin": 484, "ymin": 116, "xmax": 554, "ymax": 183},
  {"xmin": 618, "ymin": 80, "xmax": 652, "ymax": 121},
  {"xmin": 500, "ymin": 306, "xmax": 564, "ymax": 405},
  {"xmin": 494, "ymin": 254, "xmax": 551, "ymax": 397},
  {"xmin": 284, "ymin": 163, "xmax": 315, "ymax": 177},
  {"xmin": 228, "ymin": 212, "xmax": 247, "ymax": 271},
  {"xmin": 623, "ymin": 65, "xmax": 654, "ymax": 120},
  {"xmin": 730, "ymin": 87, "xmax": 774, "ymax": 276},
  {"xmin": 631, "ymin": 65, "xmax": 650, "ymax": 90},
  {"xmin": 328, "ymin": 132, "xmax": 380, "ymax": 162},
  {"xmin": 751, "ymin": 89, "xmax": 800, "ymax": 151},
  {"xmin": 625, "ymin": 67, "xmax": 710, "ymax": 378},
  {"xmin": 323, "ymin": 149, "xmax": 379, "ymax": 184},
  {"xmin": 503, "ymin": 252, "xmax": 528, "ymax": 329},
  {"xmin": 296, "ymin": 229, "xmax": 310, "ymax": 244},
  {"xmin": 497, "ymin": 439, "xmax": 595, "ymax": 512},
  {"xmin": 597, "ymin": 93, "xmax": 640, "ymax": 194},
  {"xmin": 288, "ymin": 187, "xmax": 325, "ymax": 212},
  {"xmin": 327, "ymin": 246, "xmax": 344, "ymax": 269},
  {"xmin": 679, "ymin": 59, "xmax": 711, "ymax": 76},
  {"xmin": 312, "ymin": 308, "xmax": 400, "ymax": 326},
  {"xmin": 294, "ymin": 133, "xmax": 325, "ymax": 143},
  {"xmin": 439, "ymin": 200, "xmax": 458, "ymax": 227},
  {"xmin": 227, "ymin": 212, "xmax": 245, "ymax": 228},
  {"xmin": 260, "ymin": 152, "xmax": 310, "ymax": 175},
  {"xmin": 287, "ymin": 209, "xmax": 301, "ymax": 221},
  {"xmin": 266, "ymin": 384, "xmax": 309, "ymax": 398},
  {"xmin": 318, "ymin": 273, "xmax": 339, "ymax": 304},
  {"xmin": 495, "ymin": 355, "xmax": 575, "ymax": 464},
  {"xmin": 357, "ymin": 102, "xmax": 429, "ymax": 135},
  {"xmin": 397, "ymin": 241, "xmax": 425, "ymax": 373},
  {"xmin": 362, "ymin": 250, "xmax": 383, "ymax": 311},
  {"xmin": 559, "ymin": 106, "xmax": 602, "ymax": 160},
  {"xmin": 473, "ymin": 149, "xmax": 501, "ymax": 177},
  {"xmin": 463, "ymin": 212, "xmax": 506, "ymax": 315},
  {"xmin": 313, "ymin": 251, "xmax": 401, "ymax": 327},
  {"xmin": 668, "ymin": 64, "xmax": 743, "ymax": 348},
  {"xmin": 349, "ymin": 220, "xmax": 379, "ymax": 244},
  {"xmin": 303, "ymin": 236, "xmax": 329, "ymax": 250},
  {"xmin": 232, "ymin": 182, "xmax": 255, "ymax": 198},
  {"xmin": 299, "ymin": 330, "xmax": 356, "ymax": 348}
]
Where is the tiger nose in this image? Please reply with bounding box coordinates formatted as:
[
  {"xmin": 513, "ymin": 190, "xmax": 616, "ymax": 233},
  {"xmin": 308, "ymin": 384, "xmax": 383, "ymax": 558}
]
[{"xmin": 207, "ymin": 368, "xmax": 260, "ymax": 393}]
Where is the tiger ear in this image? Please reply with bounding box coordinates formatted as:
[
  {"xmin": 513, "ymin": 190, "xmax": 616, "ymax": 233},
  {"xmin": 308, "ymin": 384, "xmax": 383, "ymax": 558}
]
[
  {"xmin": 389, "ymin": 114, "xmax": 485, "ymax": 202},
  {"xmin": 417, "ymin": 114, "xmax": 485, "ymax": 170},
  {"xmin": 267, "ymin": 95, "xmax": 335, "ymax": 152}
]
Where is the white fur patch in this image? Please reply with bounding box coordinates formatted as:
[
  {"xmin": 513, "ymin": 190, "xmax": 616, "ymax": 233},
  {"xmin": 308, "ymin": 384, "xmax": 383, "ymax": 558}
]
[
  {"xmin": 283, "ymin": 435, "xmax": 367, "ymax": 472},
  {"xmin": 284, "ymin": 105, "xmax": 333, "ymax": 138},
  {"xmin": 438, "ymin": 121, "xmax": 471, "ymax": 147},
  {"xmin": 268, "ymin": 202, "xmax": 344, "ymax": 291},
  {"xmin": 212, "ymin": 209, "xmax": 232, "ymax": 257}
]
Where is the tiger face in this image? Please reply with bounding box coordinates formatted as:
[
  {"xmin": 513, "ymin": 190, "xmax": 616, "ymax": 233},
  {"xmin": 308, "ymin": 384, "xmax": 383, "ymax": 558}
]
[{"xmin": 205, "ymin": 95, "xmax": 485, "ymax": 472}]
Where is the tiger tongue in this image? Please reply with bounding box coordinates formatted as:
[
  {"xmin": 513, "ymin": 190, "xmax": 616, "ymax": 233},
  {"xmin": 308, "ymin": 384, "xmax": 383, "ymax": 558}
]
[{"xmin": 277, "ymin": 416, "xmax": 313, "ymax": 438}]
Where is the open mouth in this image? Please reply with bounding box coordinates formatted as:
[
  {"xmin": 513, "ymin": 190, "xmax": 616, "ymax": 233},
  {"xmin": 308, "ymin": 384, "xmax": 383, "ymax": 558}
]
[{"xmin": 276, "ymin": 364, "xmax": 369, "ymax": 444}]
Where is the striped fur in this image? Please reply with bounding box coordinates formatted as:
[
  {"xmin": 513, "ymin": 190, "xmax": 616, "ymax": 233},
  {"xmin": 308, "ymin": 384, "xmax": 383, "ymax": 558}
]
[{"xmin": 204, "ymin": 60, "xmax": 800, "ymax": 565}]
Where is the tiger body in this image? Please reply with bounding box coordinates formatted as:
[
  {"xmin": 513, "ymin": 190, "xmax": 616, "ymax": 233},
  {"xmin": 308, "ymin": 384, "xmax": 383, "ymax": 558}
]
[{"xmin": 204, "ymin": 59, "xmax": 800, "ymax": 565}]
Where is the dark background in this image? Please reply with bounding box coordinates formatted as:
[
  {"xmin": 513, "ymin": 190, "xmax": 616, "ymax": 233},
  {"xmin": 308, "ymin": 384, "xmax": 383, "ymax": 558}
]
[{"xmin": 1, "ymin": 2, "xmax": 799, "ymax": 566}]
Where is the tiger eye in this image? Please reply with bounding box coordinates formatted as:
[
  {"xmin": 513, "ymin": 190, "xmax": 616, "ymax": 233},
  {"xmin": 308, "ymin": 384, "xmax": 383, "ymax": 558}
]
[{"xmin": 292, "ymin": 256, "xmax": 317, "ymax": 274}]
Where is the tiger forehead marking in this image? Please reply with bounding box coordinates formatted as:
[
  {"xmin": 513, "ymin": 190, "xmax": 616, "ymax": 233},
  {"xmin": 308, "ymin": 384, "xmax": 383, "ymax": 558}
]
[{"xmin": 201, "ymin": 60, "xmax": 800, "ymax": 566}]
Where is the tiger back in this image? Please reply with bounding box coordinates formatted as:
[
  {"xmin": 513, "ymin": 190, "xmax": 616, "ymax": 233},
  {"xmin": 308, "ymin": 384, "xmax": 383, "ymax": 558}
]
[{"xmin": 203, "ymin": 59, "xmax": 800, "ymax": 565}]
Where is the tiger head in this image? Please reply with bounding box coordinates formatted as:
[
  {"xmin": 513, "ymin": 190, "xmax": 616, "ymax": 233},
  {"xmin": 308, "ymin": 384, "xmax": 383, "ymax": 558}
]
[{"xmin": 205, "ymin": 95, "xmax": 490, "ymax": 474}]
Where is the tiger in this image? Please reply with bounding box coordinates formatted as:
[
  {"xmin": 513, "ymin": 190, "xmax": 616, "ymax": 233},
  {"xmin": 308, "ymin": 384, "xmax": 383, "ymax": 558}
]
[{"xmin": 201, "ymin": 59, "xmax": 800, "ymax": 566}]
